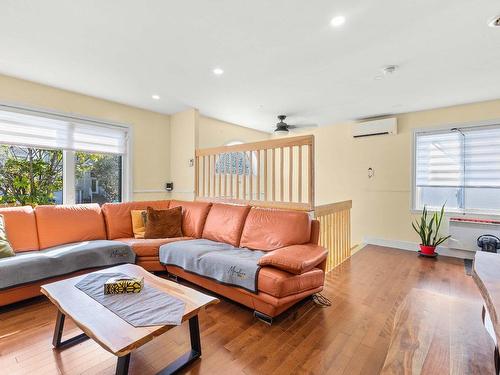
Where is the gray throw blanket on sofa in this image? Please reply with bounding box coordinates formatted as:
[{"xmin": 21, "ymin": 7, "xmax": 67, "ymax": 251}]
[{"xmin": 159, "ymin": 239, "xmax": 265, "ymax": 293}]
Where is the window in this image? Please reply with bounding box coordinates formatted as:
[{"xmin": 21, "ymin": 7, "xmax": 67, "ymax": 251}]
[
  {"xmin": 0, "ymin": 104, "xmax": 130, "ymax": 206},
  {"xmin": 413, "ymin": 123, "xmax": 500, "ymax": 214},
  {"xmin": 75, "ymin": 152, "xmax": 122, "ymax": 204},
  {"xmin": 215, "ymin": 140, "xmax": 257, "ymax": 176}
]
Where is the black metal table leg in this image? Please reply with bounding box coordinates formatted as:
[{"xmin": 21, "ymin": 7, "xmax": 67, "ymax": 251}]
[
  {"xmin": 156, "ymin": 315, "xmax": 202, "ymax": 375},
  {"xmin": 52, "ymin": 310, "xmax": 88, "ymax": 349},
  {"xmin": 116, "ymin": 354, "xmax": 131, "ymax": 375}
]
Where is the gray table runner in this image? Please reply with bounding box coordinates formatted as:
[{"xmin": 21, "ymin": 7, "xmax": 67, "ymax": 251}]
[{"xmin": 75, "ymin": 272, "xmax": 186, "ymax": 327}]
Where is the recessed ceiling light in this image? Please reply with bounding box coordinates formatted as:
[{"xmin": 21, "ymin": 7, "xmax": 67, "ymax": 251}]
[
  {"xmin": 152, "ymin": 94, "xmax": 160, "ymax": 100},
  {"xmin": 488, "ymin": 15, "xmax": 500, "ymax": 27},
  {"xmin": 330, "ymin": 15, "xmax": 346, "ymax": 27},
  {"xmin": 213, "ymin": 68, "xmax": 224, "ymax": 75},
  {"xmin": 383, "ymin": 65, "xmax": 398, "ymax": 75}
]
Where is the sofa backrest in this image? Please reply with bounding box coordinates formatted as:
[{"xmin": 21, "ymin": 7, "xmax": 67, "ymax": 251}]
[
  {"xmin": 0, "ymin": 206, "xmax": 40, "ymax": 252},
  {"xmin": 169, "ymin": 200, "xmax": 212, "ymax": 238},
  {"xmin": 35, "ymin": 204, "xmax": 107, "ymax": 249},
  {"xmin": 101, "ymin": 200, "xmax": 171, "ymax": 239},
  {"xmin": 202, "ymin": 203, "xmax": 251, "ymax": 247},
  {"xmin": 239, "ymin": 207, "xmax": 311, "ymax": 251}
]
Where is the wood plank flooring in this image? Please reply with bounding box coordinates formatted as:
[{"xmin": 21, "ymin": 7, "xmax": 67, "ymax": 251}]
[{"xmin": 0, "ymin": 245, "xmax": 494, "ymax": 375}]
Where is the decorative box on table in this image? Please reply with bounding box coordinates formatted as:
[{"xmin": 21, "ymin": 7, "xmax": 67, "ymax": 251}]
[{"xmin": 104, "ymin": 276, "xmax": 144, "ymax": 294}]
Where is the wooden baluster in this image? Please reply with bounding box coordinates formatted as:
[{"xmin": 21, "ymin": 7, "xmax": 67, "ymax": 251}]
[
  {"xmin": 218, "ymin": 155, "xmax": 222, "ymax": 198},
  {"xmin": 328, "ymin": 213, "xmax": 333, "ymax": 271},
  {"xmin": 338, "ymin": 211, "xmax": 342, "ymax": 264},
  {"xmin": 243, "ymin": 152, "xmax": 247, "ymax": 200},
  {"xmin": 249, "ymin": 151, "xmax": 253, "ymax": 201},
  {"xmin": 280, "ymin": 147, "xmax": 284, "ymax": 202},
  {"xmin": 207, "ymin": 155, "xmax": 211, "ymax": 197},
  {"xmin": 194, "ymin": 156, "xmax": 199, "ymax": 198},
  {"xmin": 223, "ymin": 154, "xmax": 227, "ymax": 198},
  {"xmin": 298, "ymin": 145, "xmax": 302, "ymax": 203},
  {"xmin": 212, "ymin": 154, "xmax": 216, "ymax": 198},
  {"xmin": 256, "ymin": 150, "xmax": 260, "ymax": 201},
  {"xmin": 289, "ymin": 146, "xmax": 293, "ymax": 202},
  {"xmin": 230, "ymin": 154, "xmax": 234, "ymax": 199},
  {"xmin": 347, "ymin": 209, "xmax": 351, "ymax": 258},
  {"xmin": 272, "ymin": 148, "xmax": 276, "ymax": 201},
  {"xmin": 264, "ymin": 149, "xmax": 268, "ymax": 201},
  {"xmin": 308, "ymin": 142, "xmax": 315, "ymax": 210},
  {"xmin": 202, "ymin": 156, "xmax": 206, "ymax": 198},
  {"xmin": 236, "ymin": 153, "xmax": 240, "ymax": 199}
]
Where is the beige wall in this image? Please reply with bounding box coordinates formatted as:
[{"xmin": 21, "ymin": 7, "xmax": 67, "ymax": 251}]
[
  {"xmin": 296, "ymin": 98, "xmax": 500, "ymax": 248},
  {"xmin": 198, "ymin": 115, "xmax": 269, "ymax": 148},
  {"xmin": 169, "ymin": 108, "xmax": 199, "ymax": 201},
  {"xmin": 0, "ymin": 74, "xmax": 171, "ymax": 201}
]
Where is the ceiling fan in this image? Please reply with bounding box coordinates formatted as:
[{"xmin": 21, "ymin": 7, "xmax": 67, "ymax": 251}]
[{"xmin": 274, "ymin": 115, "xmax": 317, "ymax": 133}]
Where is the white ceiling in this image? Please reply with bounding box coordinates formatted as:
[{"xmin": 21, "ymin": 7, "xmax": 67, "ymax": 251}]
[{"xmin": 0, "ymin": 0, "xmax": 499, "ymax": 132}]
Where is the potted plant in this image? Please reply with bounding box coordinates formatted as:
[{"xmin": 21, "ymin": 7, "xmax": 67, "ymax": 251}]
[{"xmin": 412, "ymin": 204, "xmax": 451, "ymax": 257}]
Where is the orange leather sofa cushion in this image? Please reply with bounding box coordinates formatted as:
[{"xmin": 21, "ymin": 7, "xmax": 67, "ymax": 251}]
[
  {"xmin": 35, "ymin": 204, "xmax": 107, "ymax": 249},
  {"xmin": 169, "ymin": 200, "xmax": 212, "ymax": 238},
  {"xmin": 102, "ymin": 200, "xmax": 170, "ymax": 239},
  {"xmin": 258, "ymin": 244, "xmax": 328, "ymax": 274},
  {"xmin": 202, "ymin": 203, "xmax": 251, "ymax": 247},
  {"xmin": 258, "ymin": 267, "xmax": 324, "ymax": 298},
  {"xmin": 0, "ymin": 206, "xmax": 39, "ymax": 252},
  {"xmin": 116, "ymin": 237, "xmax": 193, "ymax": 257},
  {"xmin": 240, "ymin": 207, "xmax": 311, "ymax": 251}
]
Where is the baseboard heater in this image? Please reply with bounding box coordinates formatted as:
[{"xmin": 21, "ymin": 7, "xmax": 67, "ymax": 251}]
[{"xmin": 448, "ymin": 217, "xmax": 500, "ymax": 253}]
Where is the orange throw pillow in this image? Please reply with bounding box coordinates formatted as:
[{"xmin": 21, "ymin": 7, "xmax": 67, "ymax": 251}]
[
  {"xmin": 144, "ymin": 206, "xmax": 183, "ymax": 239},
  {"xmin": 130, "ymin": 210, "xmax": 146, "ymax": 239}
]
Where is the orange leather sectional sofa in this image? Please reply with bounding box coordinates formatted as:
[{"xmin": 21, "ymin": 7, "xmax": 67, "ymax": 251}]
[{"xmin": 0, "ymin": 200, "xmax": 327, "ymax": 318}]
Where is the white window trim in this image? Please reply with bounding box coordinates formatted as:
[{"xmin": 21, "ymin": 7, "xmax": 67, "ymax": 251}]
[
  {"xmin": 411, "ymin": 118, "xmax": 500, "ymax": 217},
  {"xmin": 0, "ymin": 101, "xmax": 133, "ymax": 203}
]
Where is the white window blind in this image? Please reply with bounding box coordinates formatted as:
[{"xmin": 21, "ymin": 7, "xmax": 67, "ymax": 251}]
[
  {"xmin": 416, "ymin": 131, "xmax": 463, "ymax": 188},
  {"xmin": 414, "ymin": 123, "xmax": 500, "ymax": 213},
  {"xmin": 0, "ymin": 106, "xmax": 128, "ymax": 154}
]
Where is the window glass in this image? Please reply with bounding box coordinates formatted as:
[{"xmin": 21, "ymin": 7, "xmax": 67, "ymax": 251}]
[
  {"xmin": 414, "ymin": 124, "xmax": 500, "ymax": 214},
  {"xmin": 0, "ymin": 145, "xmax": 63, "ymax": 205},
  {"xmin": 75, "ymin": 152, "xmax": 122, "ymax": 204}
]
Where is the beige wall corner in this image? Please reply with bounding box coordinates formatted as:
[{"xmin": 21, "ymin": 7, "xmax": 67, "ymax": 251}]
[
  {"xmin": 0, "ymin": 74, "xmax": 171, "ymax": 201},
  {"xmin": 169, "ymin": 108, "xmax": 199, "ymax": 201}
]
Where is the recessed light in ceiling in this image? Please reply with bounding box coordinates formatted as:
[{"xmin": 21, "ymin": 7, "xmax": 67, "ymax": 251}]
[
  {"xmin": 213, "ymin": 68, "xmax": 224, "ymax": 75},
  {"xmin": 383, "ymin": 65, "xmax": 398, "ymax": 75},
  {"xmin": 330, "ymin": 16, "xmax": 346, "ymax": 27},
  {"xmin": 152, "ymin": 94, "xmax": 160, "ymax": 100},
  {"xmin": 374, "ymin": 65, "xmax": 399, "ymax": 80},
  {"xmin": 488, "ymin": 15, "xmax": 500, "ymax": 27}
]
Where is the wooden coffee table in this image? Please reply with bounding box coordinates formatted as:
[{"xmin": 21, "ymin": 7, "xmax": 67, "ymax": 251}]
[{"xmin": 41, "ymin": 264, "xmax": 218, "ymax": 375}]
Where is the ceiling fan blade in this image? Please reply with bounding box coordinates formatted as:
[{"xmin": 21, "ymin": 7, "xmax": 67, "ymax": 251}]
[{"xmin": 287, "ymin": 124, "xmax": 318, "ymax": 129}]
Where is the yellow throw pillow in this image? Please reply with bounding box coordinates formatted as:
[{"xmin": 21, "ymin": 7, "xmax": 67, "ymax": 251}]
[
  {"xmin": 0, "ymin": 214, "xmax": 15, "ymax": 259},
  {"xmin": 130, "ymin": 210, "xmax": 146, "ymax": 239}
]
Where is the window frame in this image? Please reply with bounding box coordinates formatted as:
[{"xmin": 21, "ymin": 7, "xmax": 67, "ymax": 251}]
[
  {"xmin": 0, "ymin": 102, "xmax": 132, "ymax": 204},
  {"xmin": 411, "ymin": 118, "xmax": 500, "ymax": 216}
]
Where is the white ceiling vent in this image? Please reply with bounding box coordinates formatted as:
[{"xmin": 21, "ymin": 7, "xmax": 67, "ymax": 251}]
[{"xmin": 352, "ymin": 117, "xmax": 397, "ymax": 138}]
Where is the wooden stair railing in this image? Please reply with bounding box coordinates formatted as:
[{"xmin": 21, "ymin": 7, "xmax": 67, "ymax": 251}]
[
  {"xmin": 195, "ymin": 135, "xmax": 315, "ymax": 211},
  {"xmin": 314, "ymin": 200, "xmax": 352, "ymax": 272}
]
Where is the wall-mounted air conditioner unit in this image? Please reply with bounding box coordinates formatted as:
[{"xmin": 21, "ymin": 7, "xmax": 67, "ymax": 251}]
[{"xmin": 352, "ymin": 117, "xmax": 397, "ymax": 138}]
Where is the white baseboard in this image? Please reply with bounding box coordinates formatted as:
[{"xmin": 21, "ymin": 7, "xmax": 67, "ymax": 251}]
[{"xmin": 363, "ymin": 236, "xmax": 474, "ymax": 260}]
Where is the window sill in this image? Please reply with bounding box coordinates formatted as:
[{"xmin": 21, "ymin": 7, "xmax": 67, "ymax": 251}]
[{"xmin": 411, "ymin": 208, "xmax": 500, "ymax": 219}]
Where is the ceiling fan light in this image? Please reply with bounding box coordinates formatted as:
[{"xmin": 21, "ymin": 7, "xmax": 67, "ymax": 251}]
[{"xmin": 274, "ymin": 128, "xmax": 289, "ymax": 135}]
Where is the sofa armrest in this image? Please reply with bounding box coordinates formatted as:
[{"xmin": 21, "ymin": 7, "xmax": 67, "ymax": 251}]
[{"xmin": 258, "ymin": 244, "xmax": 327, "ymax": 275}]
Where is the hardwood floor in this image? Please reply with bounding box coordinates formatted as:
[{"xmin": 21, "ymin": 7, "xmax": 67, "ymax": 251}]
[{"xmin": 0, "ymin": 245, "xmax": 494, "ymax": 375}]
